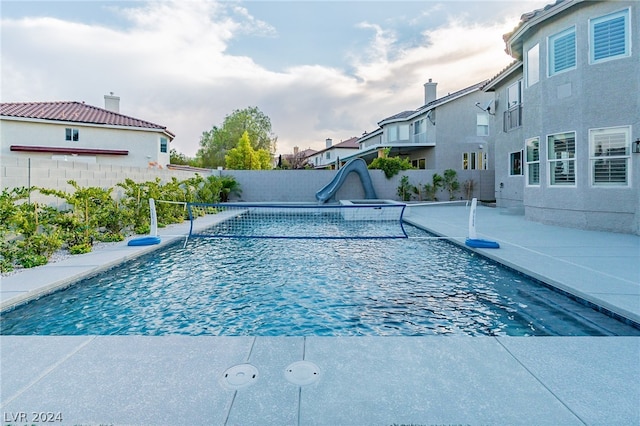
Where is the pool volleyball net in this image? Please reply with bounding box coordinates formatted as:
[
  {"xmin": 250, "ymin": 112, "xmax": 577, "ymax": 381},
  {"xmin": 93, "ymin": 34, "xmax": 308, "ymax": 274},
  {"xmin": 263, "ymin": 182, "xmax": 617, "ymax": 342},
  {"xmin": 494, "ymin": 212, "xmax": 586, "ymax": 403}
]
[{"xmin": 186, "ymin": 202, "xmax": 408, "ymax": 239}]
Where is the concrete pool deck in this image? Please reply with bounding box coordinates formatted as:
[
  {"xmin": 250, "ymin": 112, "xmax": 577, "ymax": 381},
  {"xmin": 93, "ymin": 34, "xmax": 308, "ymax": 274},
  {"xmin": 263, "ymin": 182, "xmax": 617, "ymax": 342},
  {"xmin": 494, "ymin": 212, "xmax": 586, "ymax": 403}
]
[{"xmin": 1, "ymin": 204, "xmax": 639, "ymax": 425}]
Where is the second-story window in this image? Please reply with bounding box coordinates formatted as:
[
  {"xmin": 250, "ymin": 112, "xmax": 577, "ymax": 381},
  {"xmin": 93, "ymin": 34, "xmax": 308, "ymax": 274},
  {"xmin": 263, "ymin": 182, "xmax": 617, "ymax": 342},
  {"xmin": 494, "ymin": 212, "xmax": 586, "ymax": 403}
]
[
  {"xmin": 386, "ymin": 124, "xmax": 409, "ymax": 142},
  {"xmin": 590, "ymin": 9, "xmax": 629, "ymax": 64},
  {"xmin": 526, "ymin": 43, "xmax": 540, "ymax": 87},
  {"xmin": 549, "ymin": 26, "xmax": 576, "ymax": 76},
  {"xmin": 504, "ymin": 80, "xmax": 523, "ymax": 132},
  {"xmin": 413, "ymin": 118, "xmax": 426, "ymax": 143},
  {"xmin": 476, "ymin": 113, "xmax": 489, "ymax": 137},
  {"xmin": 65, "ymin": 128, "xmax": 79, "ymax": 142},
  {"xmin": 160, "ymin": 137, "xmax": 168, "ymax": 153}
]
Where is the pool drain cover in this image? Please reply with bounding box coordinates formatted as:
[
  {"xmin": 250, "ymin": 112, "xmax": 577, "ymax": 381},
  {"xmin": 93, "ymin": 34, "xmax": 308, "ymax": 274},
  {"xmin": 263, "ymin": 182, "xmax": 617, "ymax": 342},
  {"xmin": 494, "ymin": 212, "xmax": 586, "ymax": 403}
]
[
  {"xmin": 220, "ymin": 364, "xmax": 259, "ymax": 390},
  {"xmin": 285, "ymin": 361, "xmax": 321, "ymax": 386}
]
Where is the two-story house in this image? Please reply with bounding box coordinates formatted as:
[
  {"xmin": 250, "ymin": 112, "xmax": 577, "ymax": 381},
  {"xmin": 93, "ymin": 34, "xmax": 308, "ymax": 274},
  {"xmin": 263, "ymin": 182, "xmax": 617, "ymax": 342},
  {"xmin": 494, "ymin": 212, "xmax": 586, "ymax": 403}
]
[
  {"xmin": 349, "ymin": 79, "xmax": 496, "ymax": 200},
  {"xmin": 308, "ymin": 137, "xmax": 359, "ymax": 169},
  {"xmin": 1, "ymin": 95, "xmax": 175, "ymax": 168},
  {"xmin": 493, "ymin": 0, "xmax": 639, "ymax": 233},
  {"xmin": 483, "ymin": 61, "xmax": 526, "ymax": 212}
]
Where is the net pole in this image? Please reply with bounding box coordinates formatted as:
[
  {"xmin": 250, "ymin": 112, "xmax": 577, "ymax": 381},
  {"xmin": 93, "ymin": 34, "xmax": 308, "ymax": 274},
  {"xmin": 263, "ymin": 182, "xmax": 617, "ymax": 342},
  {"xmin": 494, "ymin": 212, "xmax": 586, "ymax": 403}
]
[{"xmin": 149, "ymin": 198, "xmax": 158, "ymax": 237}]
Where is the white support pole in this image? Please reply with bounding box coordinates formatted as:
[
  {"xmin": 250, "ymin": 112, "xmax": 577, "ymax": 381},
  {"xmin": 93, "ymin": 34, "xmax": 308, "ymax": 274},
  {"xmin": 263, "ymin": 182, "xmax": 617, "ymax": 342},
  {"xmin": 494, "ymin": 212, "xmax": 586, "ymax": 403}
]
[
  {"xmin": 149, "ymin": 198, "xmax": 158, "ymax": 237},
  {"xmin": 468, "ymin": 198, "xmax": 478, "ymax": 240}
]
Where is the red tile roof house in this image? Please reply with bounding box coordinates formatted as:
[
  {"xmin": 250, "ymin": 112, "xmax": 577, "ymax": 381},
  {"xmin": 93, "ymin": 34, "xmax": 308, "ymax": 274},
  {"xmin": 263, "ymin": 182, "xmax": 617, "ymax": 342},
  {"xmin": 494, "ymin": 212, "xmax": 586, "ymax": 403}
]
[{"xmin": 0, "ymin": 95, "xmax": 175, "ymax": 168}]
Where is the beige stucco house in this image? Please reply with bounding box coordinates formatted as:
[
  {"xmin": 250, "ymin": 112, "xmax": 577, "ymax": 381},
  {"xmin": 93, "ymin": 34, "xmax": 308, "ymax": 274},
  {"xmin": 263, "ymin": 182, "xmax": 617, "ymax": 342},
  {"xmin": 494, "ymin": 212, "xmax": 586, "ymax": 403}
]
[{"xmin": 0, "ymin": 95, "xmax": 174, "ymax": 168}]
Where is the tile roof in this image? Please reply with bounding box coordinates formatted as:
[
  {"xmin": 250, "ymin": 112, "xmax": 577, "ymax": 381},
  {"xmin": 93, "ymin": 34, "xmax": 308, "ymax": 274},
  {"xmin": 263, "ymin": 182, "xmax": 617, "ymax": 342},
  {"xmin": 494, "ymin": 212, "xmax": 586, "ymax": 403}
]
[
  {"xmin": 481, "ymin": 60, "xmax": 523, "ymax": 91},
  {"xmin": 333, "ymin": 136, "xmax": 359, "ymax": 149},
  {"xmin": 379, "ymin": 110, "xmax": 416, "ymax": 123},
  {"xmin": 311, "ymin": 137, "xmax": 360, "ymax": 156},
  {"xmin": 503, "ymin": 0, "xmax": 574, "ymax": 58},
  {"xmin": 0, "ymin": 101, "xmax": 174, "ymax": 137}
]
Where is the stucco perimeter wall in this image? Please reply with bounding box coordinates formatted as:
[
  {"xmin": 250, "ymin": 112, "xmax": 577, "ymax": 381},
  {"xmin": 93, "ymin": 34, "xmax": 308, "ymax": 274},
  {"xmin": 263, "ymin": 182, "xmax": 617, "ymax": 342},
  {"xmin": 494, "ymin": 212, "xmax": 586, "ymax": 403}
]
[
  {"xmin": 225, "ymin": 169, "xmax": 493, "ymax": 203},
  {"xmin": 1, "ymin": 156, "xmax": 202, "ymax": 205},
  {"xmin": 1, "ymin": 156, "xmax": 493, "ymax": 204}
]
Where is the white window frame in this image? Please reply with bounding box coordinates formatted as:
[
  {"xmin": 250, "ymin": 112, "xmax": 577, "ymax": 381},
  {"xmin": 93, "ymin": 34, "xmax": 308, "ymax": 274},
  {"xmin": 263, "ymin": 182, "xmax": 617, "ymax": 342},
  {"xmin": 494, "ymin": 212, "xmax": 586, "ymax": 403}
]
[
  {"xmin": 476, "ymin": 113, "xmax": 489, "ymax": 137},
  {"xmin": 525, "ymin": 137, "xmax": 540, "ymax": 186},
  {"xmin": 160, "ymin": 137, "xmax": 168, "ymax": 153},
  {"xmin": 509, "ymin": 150, "xmax": 523, "ymax": 176},
  {"xmin": 411, "ymin": 158, "xmax": 426, "ymax": 170},
  {"xmin": 385, "ymin": 124, "xmax": 409, "ymax": 143},
  {"xmin": 462, "ymin": 151, "xmax": 487, "ymax": 170},
  {"xmin": 399, "ymin": 123, "xmax": 409, "ymax": 141},
  {"xmin": 589, "ymin": 9, "xmax": 630, "ymax": 64},
  {"xmin": 548, "ymin": 26, "xmax": 576, "ymax": 76},
  {"xmin": 412, "ymin": 118, "xmax": 426, "ymax": 143},
  {"xmin": 65, "ymin": 127, "xmax": 79, "ymax": 142},
  {"xmin": 526, "ymin": 43, "xmax": 540, "ymax": 87},
  {"xmin": 547, "ymin": 131, "xmax": 576, "ymax": 187},
  {"xmin": 589, "ymin": 126, "xmax": 630, "ymax": 187},
  {"xmin": 507, "ymin": 80, "xmax": 522, "ymax": 109}
]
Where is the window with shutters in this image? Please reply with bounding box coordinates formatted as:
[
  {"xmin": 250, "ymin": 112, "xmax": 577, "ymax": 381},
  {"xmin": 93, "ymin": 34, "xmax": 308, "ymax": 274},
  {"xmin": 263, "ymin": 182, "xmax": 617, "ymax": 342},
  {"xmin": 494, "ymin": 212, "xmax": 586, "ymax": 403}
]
[
  {"xmin": 525, "ymin": 137, "xmax": 540, "ymax": 186},
  {"xmin": 590, "ymin": 9, "xmax": 629, "ymax": 64},
  {"xmin": 590, "ymin": 126, "xmax": 630, "ymax": 186},
  {"xmin": 548, "ymin": 27, "xmax": 576, "ymax": 76},
  {"xmin": 547, "ymin": 132, "xmax": 576, "ymax": 186}
]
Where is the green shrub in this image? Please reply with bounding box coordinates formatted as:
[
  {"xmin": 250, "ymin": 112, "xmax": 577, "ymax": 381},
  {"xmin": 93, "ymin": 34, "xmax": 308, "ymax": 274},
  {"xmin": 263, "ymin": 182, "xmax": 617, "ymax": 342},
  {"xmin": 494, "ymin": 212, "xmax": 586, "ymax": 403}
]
[
  {"xmin": 3, "ymin": 175, "xmax": 242, "ymax": 267},
  {"xmin": 443, "ymin": 169, "xmax": 460, "ymax": 201},
  {"xmin": 396, "ymin": 175, "xmax": 414, "ymax": 202},
  {"xmin": 17, "ymin": 253, "xmax": 48, "ymax": 268},
  {"xmin": 96, "ymin": 232, "xmax": 125, "ymax": 243},
  {"xmin": 424, "ymin": 173, "xmax": 444, "ymax": 201},
  {"xmin": 69, "ymin": 243, "xmax": 92, "ymax": 255},
  {"xmin": 368, "ymin": 156, "xmax": 414, "ymax": 179}
]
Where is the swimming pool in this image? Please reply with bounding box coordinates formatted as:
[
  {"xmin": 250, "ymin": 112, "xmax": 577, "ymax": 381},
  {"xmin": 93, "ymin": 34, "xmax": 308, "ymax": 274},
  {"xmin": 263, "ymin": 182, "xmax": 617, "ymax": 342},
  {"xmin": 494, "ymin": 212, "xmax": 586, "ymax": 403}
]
[{"xmin": 1, "ymin": 218, "xmax": 638, "ymax": 337}]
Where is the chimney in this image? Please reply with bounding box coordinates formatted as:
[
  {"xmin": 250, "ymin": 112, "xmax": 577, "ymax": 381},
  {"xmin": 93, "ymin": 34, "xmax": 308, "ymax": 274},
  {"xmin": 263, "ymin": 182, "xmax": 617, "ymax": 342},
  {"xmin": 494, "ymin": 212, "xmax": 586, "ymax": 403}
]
[
  {"xmin": 325, "ymin": 138, "xmax": 332, "ymax": 148},
  {"xmin": 104, "ymin": 92, "xmax": 120, "ymax": 113},
  {"xmin": 423, "ymin": 79, "xmax": 437, "ymax": 104}
]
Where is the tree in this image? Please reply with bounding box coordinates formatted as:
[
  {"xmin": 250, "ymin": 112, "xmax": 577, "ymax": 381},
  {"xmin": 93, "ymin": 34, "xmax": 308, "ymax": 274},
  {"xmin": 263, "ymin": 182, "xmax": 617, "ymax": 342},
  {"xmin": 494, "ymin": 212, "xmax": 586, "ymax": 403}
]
[
  {"xmin": 196, "ymin": 107, "xmax": 277, "ymax": 168},
  {"xmin": 170, "ymin": 148, "xmax": 199, "ymax": 167},
  {"xmin": 423, "ymin": 173, "xmax": 444, "ymax": 201},
  {"xmin": 225, "ymin": 131, "xmax": 272, "ymax": 170},
  {"xmin": 443, "ymin": 169, "xmax": 460, "ymax": 200}
]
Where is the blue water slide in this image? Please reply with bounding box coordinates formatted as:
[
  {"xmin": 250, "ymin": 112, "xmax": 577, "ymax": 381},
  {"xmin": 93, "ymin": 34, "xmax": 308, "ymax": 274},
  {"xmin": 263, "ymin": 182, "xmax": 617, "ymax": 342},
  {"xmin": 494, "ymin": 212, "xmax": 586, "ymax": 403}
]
[{"xmin": 316, "ymin": 158, "xmax": 377, "ymax": 203}]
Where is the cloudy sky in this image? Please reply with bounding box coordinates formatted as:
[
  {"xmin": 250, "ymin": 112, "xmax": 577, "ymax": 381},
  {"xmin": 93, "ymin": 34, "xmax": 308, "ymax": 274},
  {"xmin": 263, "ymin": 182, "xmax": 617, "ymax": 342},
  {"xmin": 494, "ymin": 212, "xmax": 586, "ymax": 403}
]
[{"xmin": 1, "ymin": 0, "xmax": 549, "ymax": 157}]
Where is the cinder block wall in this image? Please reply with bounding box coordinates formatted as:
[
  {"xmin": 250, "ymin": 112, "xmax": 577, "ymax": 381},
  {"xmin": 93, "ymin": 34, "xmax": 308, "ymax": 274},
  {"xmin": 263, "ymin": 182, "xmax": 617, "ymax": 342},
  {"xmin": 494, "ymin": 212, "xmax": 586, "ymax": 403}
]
[{"xmin": 1, "ymin": 156, "xmax": 489, "ymax": 203}]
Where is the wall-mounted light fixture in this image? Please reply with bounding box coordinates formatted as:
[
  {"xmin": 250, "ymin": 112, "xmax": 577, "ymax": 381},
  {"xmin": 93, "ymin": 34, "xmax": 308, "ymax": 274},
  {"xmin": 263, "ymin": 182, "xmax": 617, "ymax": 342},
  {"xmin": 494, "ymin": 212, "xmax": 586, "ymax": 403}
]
[{"xmin": 633, "ymin": 138, "xmax": 640, "ymax": 154}]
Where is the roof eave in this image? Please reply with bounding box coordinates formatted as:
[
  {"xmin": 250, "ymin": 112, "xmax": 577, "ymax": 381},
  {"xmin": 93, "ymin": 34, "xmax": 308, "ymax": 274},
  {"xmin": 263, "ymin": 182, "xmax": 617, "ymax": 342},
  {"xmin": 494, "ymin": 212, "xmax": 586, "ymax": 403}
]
[
  {"xmin": 506, "ymin": 0, "xmax": 582, "ymax": 58},
  {"xmin": 482, "ymin": 61, "xmax": 523, "ymax": 91},
  {"xmin": 1, "ymin": 115, "xmax": 175, "ymax": 139}
]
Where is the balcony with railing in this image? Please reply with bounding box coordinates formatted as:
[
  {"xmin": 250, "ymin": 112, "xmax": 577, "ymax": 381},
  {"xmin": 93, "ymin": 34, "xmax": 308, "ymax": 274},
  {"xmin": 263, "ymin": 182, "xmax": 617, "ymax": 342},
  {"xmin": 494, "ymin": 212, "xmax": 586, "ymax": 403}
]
[
  {"xmin": 412, "ymin": 131, "xmax": 428, "ymax": 144},
  {"xmin": 503, "ymin": 105, "xmax": 522, "ymax": 132}
]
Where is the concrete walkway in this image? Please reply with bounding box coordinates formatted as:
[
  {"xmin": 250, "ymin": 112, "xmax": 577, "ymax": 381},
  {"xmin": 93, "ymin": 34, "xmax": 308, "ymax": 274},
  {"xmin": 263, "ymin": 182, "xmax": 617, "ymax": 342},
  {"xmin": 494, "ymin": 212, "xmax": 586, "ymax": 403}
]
[{"xmin": 1, "ymin": 205, "xmax": 639, "ymax": 425}]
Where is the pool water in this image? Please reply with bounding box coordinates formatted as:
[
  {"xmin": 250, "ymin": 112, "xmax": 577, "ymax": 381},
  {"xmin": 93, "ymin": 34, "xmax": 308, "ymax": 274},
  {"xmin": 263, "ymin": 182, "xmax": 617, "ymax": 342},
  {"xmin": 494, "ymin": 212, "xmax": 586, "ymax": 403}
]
[{"xmin": 1, "ymin": 223, "xmax": 638, "ymax": 336}]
